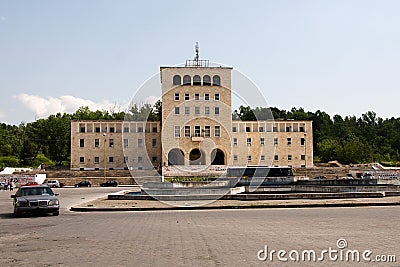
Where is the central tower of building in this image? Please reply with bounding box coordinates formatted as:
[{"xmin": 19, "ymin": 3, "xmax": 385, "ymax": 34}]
[{"xmin": 160, "ymin": 44, "xmax": 233, "ymax": 168}]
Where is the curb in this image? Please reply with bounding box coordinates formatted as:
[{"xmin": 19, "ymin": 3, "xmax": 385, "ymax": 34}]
[{"xmin": 70, "ymin": 201, "xmax": 400, "ymax": 212}]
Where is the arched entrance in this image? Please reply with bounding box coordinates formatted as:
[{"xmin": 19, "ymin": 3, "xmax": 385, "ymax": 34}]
[
  {"xmin": 168, "ymin": 149, "xmax": 184, "ymax": 165},
  {"xmin": 189, "ymin": 149, "xmax": 205, "ymax": 165},
  {"xmin": 211, "ymin": 149, "xmax": 225, "ymax": 165}
]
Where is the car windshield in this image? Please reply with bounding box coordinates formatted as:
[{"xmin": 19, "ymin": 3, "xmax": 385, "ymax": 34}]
[{"xmin": 18, "ymin": 187, "xmax": 54, "ymax": 196}]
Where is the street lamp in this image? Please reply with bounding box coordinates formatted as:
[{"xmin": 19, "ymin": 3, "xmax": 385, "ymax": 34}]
[{"xmin": 103, "ymin": 133, "xmax": 107, "ymax": 180}]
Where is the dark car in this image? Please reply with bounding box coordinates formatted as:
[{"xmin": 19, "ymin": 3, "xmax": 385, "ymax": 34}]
[
  {"xmin": 100, "ymin": 180, "xmax": 118, "ymax": 187},
  {"xmin": 74, "ymin": 180, "xmax": 92, "ymax": 187},
  {"xmin": 312, "ymin": 176, "xmax": 327, "ymax": 180},
  {"xmin": 11, "ymin": 185, "xmax": 59, "ymax": 216}
]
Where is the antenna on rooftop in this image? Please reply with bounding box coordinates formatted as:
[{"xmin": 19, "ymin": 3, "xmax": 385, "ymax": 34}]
[
  {"xmin": 194, "ymin": 42, "xmax": 199, "ymax": 63},
  {"xmin": 185, "ymin": 42, "xmax": 208, "ymax": 67}
]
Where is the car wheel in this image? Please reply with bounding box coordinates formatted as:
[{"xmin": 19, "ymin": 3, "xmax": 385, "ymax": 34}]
[
  {"xmin": 13, "ymin": 207, "xmax": 20, "ymax": 217},
  {"xmin": 53, "ymin": 211, "xmax": 59, "ymax": 216}
]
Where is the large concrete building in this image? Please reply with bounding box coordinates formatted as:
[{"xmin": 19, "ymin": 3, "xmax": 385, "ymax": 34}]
[{"xmin": 71, "ymin": 51, "xmax": 313, "ymax": 175}]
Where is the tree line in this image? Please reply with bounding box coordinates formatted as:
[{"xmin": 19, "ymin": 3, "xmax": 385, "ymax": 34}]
[{"xmin": 1, "ymin": 102, "xmax": 399, "ymax": 169}]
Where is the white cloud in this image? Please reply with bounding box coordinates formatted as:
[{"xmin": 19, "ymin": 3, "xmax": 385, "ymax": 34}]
[{"xmin": 14, "ymin": 94, "xmax": 125, "ymax": 118}]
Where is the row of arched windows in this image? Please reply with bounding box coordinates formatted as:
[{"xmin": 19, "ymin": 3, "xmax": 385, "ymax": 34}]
[{"xmin": 173, "ymin": 75, "xmax": 221, "ymax": 86}]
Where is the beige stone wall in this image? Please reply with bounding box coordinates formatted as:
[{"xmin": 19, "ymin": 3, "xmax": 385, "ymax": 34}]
[
  {"xmin": 70, "ymin": 121, "xmax": 161, "ymax": 171},
  {"xmin": 231, "ymin": 121, "xmax": 313, "ymax": 168},
  {"xmin": 160, "ymin": 66, "xmax": 233, "ymax": 166},
  {"xmin": 70, "ymin": 65, "xmax": 314, "ymax": 172}
]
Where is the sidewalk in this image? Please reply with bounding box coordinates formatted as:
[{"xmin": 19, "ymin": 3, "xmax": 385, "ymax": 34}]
[{"xmin": 70, "ymin": 194, "xmax": 400, "ymax": 212}]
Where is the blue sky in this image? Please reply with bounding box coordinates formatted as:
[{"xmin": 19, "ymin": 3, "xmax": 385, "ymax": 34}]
[{"xmin": 1, "ymin": 0, "xmax": 399, "ymax": 125}]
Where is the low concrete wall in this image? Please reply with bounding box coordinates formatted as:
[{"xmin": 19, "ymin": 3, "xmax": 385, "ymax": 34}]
[
  {"xmin": 293, "ymin": 185, "xmax": 400, "ymax": 193},
  {"xmin": 110, "ymin": 191, "xmax": 388, "ymax": 201}
]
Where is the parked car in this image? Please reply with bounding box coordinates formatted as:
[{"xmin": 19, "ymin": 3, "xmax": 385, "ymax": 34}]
[
  {"xmin": 11, "ymin": 185, "xmax": 59, "ymax": 216},
  {"xmin": 74, "ymin": 180, "xmax": 92, "ymax": 187},
  {"xmin": 100, "ymin": 180, "xmax": 118, "ymax": 187},
  {"xmin": 312, "ymin": 176, "xmax": 327, "ymax": 180},
  {"xmin": 46, "ymin": 180, "xmax": 61, "ymax": 188},
  {"xmin": 22, "ymin": 181, "xmax": 39, "ymax": 186}
]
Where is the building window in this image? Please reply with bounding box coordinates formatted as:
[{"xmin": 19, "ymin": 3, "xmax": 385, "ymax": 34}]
[
  {"xmin": 80, "ymin": 157, "xmax": 84, "ymax": 163},
  {"xmin": 246, "ymin": 127, "xmax": 251, "ymax": 132},
  {"xmin": 301, "ymin": 138, "xmax": 306, "ymax": 146},
  {"xmin": 214, "ymin": 93, "xmax": 220, "ymax": 101},
  {"xmin": 185, "ymin": 93, "xmax": 190, "ymax": 101},
  {"xmin": 123, "ymin": 127, "xmax": 129, "ymax": 133},
  {"xmin": 205, "ymin": 107, "xmax": 210, "ymax": 115},
  {"xmin": 213, "ymin": 75, "xmax": 221, "ymax": 86},
  {"xmin": 95, "ymin": 127, "xmax": 100, "ymax": 133},
  {"xmin": 260, "ymin": 138, "xmax": 265, "ymax": 145},
  {"xmin": 79, "ymin": 139, "xmax": 84, "ymax": 147},
  {"xmin": 152, "ymin": 156, "xmax": 157, "ymax": 162},
  {"xmin": 259, "ymin": 127, "xmax": 264, "ymax": 132},
  {"xmin": 288, "ymin": 155, "xmax": 292, "ymax": 161},
  {"xmin": 247, "ymin": 138, "xmax": 252, "ymax": 146},
  {"xmin": 300, "ymin": 126, "xmax": 305, "ymax": 132},
  {"xmin": 274, "ymin": 155, "xmax": 279, "ymax": 161},
  {"xmin": 152, "ymin": 127, "xmax": 157, "ymax": 133},
  {"xmin": 110, "ymin": 127, "xmax": 115, "ymax": 133},
  {"xmin": 185, "ymin": 107, "xmax": 190, "ymax": 115},
  {"xmin": 301, "ymin": 155, "xmax": 305, "ymax": 160},
  {"xmin": 152, "ymin": 139, "xmax": 157, "ymax": 147},
  {"xmin": 109, "ymin": 139, "xmax": 114, "ymax": 147},
  {"xmin": 185, "ymin": 126, "xmax": 190, "ymax": 137},
  {"xmin": 233, "ymin": 138, "xmax": 237, "ymax": 146},
  {"xmin": 183, "ymin": 75, "xmax": 191, "ymax": 85},
  {"xmin": 173, "ymin": 75, "xmax": 181, "ymax": 85},
  {"xmin": 261, "ymin": 155, "xmax": 265, "ymax": 161},
  {"xmin": 174, "ymin": 93, "xmax": 180, "ymax": 101},
  {"xmin": 138, "ymin": 139, "xmax": 143, "ymax": 147},
  {"xmin": 233, "ymin": 155, "xmax": 238, "ymax": 161},
  {"xmin": 203, "ymin": 75, "xmax": 211, "ymax": 86},
  {"xmin": 247, "ymin": 155, "xmax": 251, "ymax": 161},
  {"xmin": 193, "ymin": 75, "xmax": 201, "ymax": 85},
  {"xmin": 175, "ymin": 107, "xmax": 180, "ymax": 115},
  {"xmin": 274, "ymin": 138, "xmax": 278, "ymax": 145},
  {"xmin": 195, "ymin": 106, "xmax": 200, "ymax": 115},
  {"xmin": 138, "ymin": 127, "xmax": 143, "ymax": 132},
  {"xmin": 174, "ymin": 126, "xmax": 180, "ymax": 138},
  {"xmin": 194, "ymin": 93, "xmax": 200, "ymax": 101},
  {"xmin": 286, "ymin": 126, "xmax": 291, "ymax": 132},
  {"xmin": 138, "ymin": 156, "xmax": 143, "ymax": 162},
  {"xmin": 80, "ymin": 126, "xmax": 85, "ymax": 133},
  {"xmin": 287, "ymin": 138, "xmax": 292, "ymax": 145},
  {"xmin": 94, "ymin": 157, "xmax": 99, "ymax": 163},
  {"xmin": 123, "ymin": 139, "xmax": 128, "ymax": 148},
  {"xmin": 124, "ymin": 156, "xmax": 128, "ymax": 163},
  {"xmin": 194, "ymin": 126, "xmax": 201, "ymax": 137},
  {"xmin": 232, "ymin": 126, "xmax": 237, "ymax": 132},
  {"xmin": 204, "ymin": 93, "xmax": 210, "ymax": 101},
  {"xmin": 214, "ymin": 126, "xmax": 221, "ymax": 137},
  {"xmin": 273, "ymin": 126, "xmax": 278, "ymax": 132},
  {"xmin": 214, "ymin": 107, "xmax": 220, "ymax": 115},
  {"xmin": 204, "ymin": 126, "xmax": 210, "ymax": 137}
]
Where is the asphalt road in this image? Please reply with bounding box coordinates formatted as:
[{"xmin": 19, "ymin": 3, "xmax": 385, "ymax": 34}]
[{"xmin": 0, "ymin": 187, "xmax": 399, "ymax": 266}]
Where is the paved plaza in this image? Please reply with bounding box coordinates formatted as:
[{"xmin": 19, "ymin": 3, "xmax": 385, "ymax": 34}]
[{"xmin": 0, "ymin": 188, "xmax": 399, "ymax": 266}]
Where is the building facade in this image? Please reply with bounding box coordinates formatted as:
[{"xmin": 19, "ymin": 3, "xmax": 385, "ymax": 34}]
[{"xmin": 70, "ymin": 55, "xmax": 313, "ymax": 174}]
